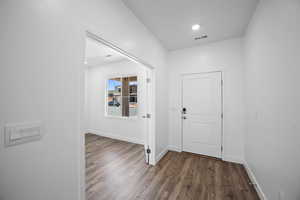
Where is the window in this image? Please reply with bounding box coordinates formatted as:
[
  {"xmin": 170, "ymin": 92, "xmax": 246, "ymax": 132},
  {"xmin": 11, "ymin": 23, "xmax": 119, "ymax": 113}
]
[{"xmin": 106, "ymin": 76, "xmax": 138, "ymax": 117}]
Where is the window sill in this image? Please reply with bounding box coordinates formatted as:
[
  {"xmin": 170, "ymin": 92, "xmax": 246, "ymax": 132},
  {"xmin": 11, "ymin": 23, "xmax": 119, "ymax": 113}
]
[{"xmin": 104, "ymin": 115, "xmax": 139, "ymax": 120}]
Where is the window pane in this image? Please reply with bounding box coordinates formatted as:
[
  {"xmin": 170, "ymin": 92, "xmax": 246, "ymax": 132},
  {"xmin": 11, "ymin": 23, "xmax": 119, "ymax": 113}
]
[
  {"xmin": 107, "ymin": 78, "xmax": 122, "ymax": 116},
  {"xmin": 128, "ymin": 76, "xmax": 137, "ymax": 117},
  {"xmin": 129, "ymin": 95, "xmax": 137, "ymax": 116},
  {"xmin": 106, "ymin": 76, "xmax": 138, "ymax": 117}
]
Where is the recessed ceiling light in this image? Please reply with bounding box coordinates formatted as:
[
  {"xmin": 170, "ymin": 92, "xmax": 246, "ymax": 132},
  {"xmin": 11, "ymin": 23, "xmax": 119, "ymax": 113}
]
[
  {"xmin": 105, "ymin": 54, "xmax": 112, "ymax": 58},
  {"xmin": 192, "ymin": 24, "xmax": 201, "ymax": 31}
]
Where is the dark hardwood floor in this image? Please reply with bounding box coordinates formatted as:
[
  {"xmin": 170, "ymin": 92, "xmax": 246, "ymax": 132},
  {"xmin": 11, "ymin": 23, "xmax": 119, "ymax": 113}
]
[{"xmin": 85, "ymin": 133, "xmax": 259, "ymax": 200}]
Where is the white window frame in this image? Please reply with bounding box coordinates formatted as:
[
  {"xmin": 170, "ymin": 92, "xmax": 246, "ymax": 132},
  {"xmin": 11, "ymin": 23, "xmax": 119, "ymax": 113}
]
[{"xmin": 104, "ymin": 73, "xmax": 139, "ymax": 120}]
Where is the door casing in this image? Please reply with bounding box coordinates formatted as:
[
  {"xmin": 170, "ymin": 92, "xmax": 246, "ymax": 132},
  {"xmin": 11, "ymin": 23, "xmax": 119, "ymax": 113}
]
[
  {"xmin": 180, "ymin": 71, "xmax": 224, "ymax": 160},
  {"xmin": 79, "ymin": 30, "xmax": 156, "ymax": 200}
]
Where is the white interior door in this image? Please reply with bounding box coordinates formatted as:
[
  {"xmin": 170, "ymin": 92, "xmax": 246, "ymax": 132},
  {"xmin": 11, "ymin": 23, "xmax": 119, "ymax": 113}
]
[
  {"xmin": 140, "ymin": 67, "xmax": 151, "ymax": 164},
  {"xmin": 182, "ymin": 72, "xmax": 222, "ymax": 158}
]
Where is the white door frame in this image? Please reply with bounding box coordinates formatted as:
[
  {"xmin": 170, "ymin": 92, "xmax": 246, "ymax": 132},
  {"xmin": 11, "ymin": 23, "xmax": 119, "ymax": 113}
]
[
  {"xmin": 79, "ymin": 31, "xmax": 156, "ymax": 200},
  {"xmin": 180, "ymin": 71, "xmax": 224, "ymax": 160}
]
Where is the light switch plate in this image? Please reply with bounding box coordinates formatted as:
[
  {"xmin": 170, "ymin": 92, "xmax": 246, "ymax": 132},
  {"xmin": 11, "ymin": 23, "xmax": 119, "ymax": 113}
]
[{"xmin": 4, "ymin": 121, "xmax": 43, "ymax": 147}]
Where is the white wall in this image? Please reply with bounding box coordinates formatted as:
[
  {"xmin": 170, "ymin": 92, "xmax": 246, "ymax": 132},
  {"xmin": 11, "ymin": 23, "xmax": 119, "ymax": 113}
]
[
  {"xmin": 0, "ymin": 0, "xmax": 168, "ymax": 200},
  {"xmin": 244, "ymin": 0, "xmax": 300, "ymax": 199},
  {"xmin": 167, "ymin": 38, "xmax": 245, "ymax": 163},
  {"xmin": 86, "ymin": 60, "xmax": 147, "ymax": 144}
]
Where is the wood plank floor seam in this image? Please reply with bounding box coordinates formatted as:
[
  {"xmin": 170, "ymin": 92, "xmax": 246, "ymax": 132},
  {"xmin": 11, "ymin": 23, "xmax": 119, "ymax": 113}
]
[{"xmin": 85, "ymin": 133, "xmax": 260, "ymax": 200}]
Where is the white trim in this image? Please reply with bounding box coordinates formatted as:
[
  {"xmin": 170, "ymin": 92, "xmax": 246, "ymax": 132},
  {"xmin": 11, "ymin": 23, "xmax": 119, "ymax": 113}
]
[
  {"xmin": 146, "ymin": 68, "xmax": 156, "ymax": 166},
  {"xmin": 85, "ymin": 31, "xmax": 156, "ymax": 162},
  {"xmin": 105, "ymin": 73, "xmax": 139, "ymax": 79},
  {"xmin": 222, "ymin": 155, "xmax": 244, "ymax": 164},
  {"xmin": 168, "ymin": 145, "xmax": 182, "ymax": 152},
  {"xmin": 103, "ymin": 115, "xmax": 139, "ymax": 120},
  {"xmin": 244, "ymin": 161, "xmax": 268, "ymax": 200},
  {"xmin": 86, "ymin": 31, "xmax": 154, "ymax": 70},
  {"xmin": 86, "ymin": 129, "xmax": 144, "ymax": 145},
  {"xmin": 167, "ymin": 145, "xmax": 244, "ymax": 164},
  {"xmin": 79, "ymin": 70, "xmax": 87, "ymax": 200},
  {"xmin": 155, "ymin": 148, "xmax": 169, "ymax": 164},
  {"xmin": 80, "ymin": 31, "xmax": 157, "ymax": 200}
]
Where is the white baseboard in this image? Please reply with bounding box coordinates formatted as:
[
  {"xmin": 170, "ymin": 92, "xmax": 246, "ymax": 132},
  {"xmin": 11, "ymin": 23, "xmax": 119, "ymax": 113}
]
[
  {"xmin": 86, "ymin": 129, "xmax": 144, "ymax": 145},
  {"xmin": 155, "ymin": 148, "xmax": 169, "ymax": 164},
  {"xmin": 168, "ymin": 145, "xmax": 182, "ymax": 152},
  {"xmin": 243, "ymin": 161, "xmax": 267, "ymax": 200},
  {"xmin": 223, "ymin": 155, "xmax": 244, "ymax": 164}
]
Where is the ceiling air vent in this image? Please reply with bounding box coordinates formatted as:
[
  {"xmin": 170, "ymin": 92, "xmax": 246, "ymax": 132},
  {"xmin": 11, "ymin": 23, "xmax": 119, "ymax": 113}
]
[{"xmin": 194, "ymin": 35, "xmax": 208, "ymax": 40}]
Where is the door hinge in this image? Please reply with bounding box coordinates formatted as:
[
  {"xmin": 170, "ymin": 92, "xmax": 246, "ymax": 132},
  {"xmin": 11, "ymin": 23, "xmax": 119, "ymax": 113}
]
[
  {"xmin": 221, "ymin": 146, "xmax": 223, "ymax": 152},
  {"xmin": 146, "ymin": 78, "xmax": 151, "ymax": 83},
  {"xmin": 221, "ymin": 79, "xmax": 223, "ymax": 86},
  {"xmin": 221, "ymin": 113, "xmax": 223, "ymax": 119}
]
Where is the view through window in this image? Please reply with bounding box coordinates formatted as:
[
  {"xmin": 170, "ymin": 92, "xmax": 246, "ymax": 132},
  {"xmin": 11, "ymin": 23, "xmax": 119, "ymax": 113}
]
[{"xmin": 107, "ymin": 76, "xmax": 138, "ymax": 117}]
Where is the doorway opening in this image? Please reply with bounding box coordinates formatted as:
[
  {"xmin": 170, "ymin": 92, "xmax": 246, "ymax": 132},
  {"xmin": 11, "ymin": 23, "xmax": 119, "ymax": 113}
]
[{"xmin": 80, "ymin": 31, "xmax": 156, "ymax": 200}]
